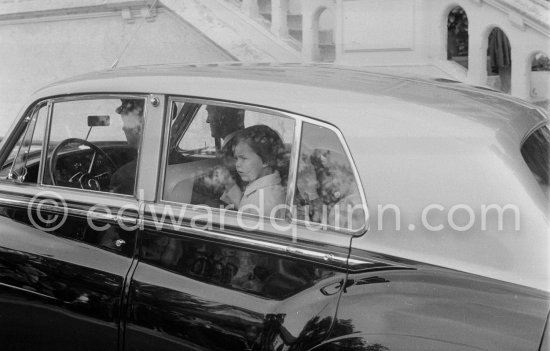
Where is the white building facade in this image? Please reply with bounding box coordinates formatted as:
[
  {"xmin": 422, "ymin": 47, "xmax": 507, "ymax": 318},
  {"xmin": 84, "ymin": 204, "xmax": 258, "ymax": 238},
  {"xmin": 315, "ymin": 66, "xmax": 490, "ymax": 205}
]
[{"xmin": 0, "ymin": 0, "xmax": 548, "ymax": 135}]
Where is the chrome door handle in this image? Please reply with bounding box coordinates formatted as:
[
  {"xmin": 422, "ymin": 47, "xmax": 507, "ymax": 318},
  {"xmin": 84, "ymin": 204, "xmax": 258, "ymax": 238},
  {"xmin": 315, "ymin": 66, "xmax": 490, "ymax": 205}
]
[{"xmin": 115, "ymin": 239, "xmax": 126, "ymax": 247}]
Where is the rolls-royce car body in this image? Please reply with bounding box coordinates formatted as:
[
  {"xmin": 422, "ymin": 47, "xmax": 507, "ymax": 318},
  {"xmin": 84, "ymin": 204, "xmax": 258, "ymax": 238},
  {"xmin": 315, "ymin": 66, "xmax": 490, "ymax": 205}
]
[{"xmin": 0, "ymin": 63, "xmax": 548, "ymax": 351}]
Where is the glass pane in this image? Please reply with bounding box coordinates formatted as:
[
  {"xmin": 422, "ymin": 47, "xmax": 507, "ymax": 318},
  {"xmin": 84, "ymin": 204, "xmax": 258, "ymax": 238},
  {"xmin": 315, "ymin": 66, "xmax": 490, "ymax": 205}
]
[
  {"xmin": 0, "ymin": 127, "xmax": 25, "ymax": 179},
  {"xmin": 177, "ymin": 105, "xmax": 217, "ymax": 156},
  {"xmin": 165, "ymin": 102, "xmax": 294, "ymax": 218},
  {"xmin": 3, "ymin": 104, "xmax": 47, "ymax": 183},
  {"xmin": 293, "ymin": 122, "xmax": 365, "ymax": 232},
  {"xmin": 521, "ymin": 125, "xmax": 549, "ymax": 197},
  {"xmin": 44, "ymin": 97, "xmax": 145, "ymax": 195}
]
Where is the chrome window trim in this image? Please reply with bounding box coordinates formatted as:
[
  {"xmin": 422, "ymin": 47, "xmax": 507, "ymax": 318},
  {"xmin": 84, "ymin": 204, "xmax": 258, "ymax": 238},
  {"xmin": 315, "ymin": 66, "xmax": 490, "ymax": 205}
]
[
  {"xmin": 141, "ymin": 212, "xmax": 384, "ymax": 269},
  {"xmin": 156, "ymin": 97, "xmax": 177, "ymax": 202},
  {"xmin": 159, "ymin": 97, "xmax": 370, "ymax": 236},
  {"xmin": 140, "ymin": 216, "xmax": 352, "ymax": 267},
  {"xmin": 0, "ymin": 196, "xmax": 139, "ymax": 225},
  {"xmin": 38, "ymin": 93, "xmax": 149, "ymax": 199},
  {"xmin": 0, "ymin": 282, "xmax": 57, "ymax": 302},
  {"xmin": 37, "ymin": 100, "xmax": 53, "ymax": 186},
  {"xmin": 7, "ymin": 106, "xmax": 35, "ymax": 181},
  {"xmin": 285, "ymin": 119, "xmax": 302, "ymax": 214},
  {"xmin": 40, "ymin": 182, "xmax": 135, "ymax": 200}
]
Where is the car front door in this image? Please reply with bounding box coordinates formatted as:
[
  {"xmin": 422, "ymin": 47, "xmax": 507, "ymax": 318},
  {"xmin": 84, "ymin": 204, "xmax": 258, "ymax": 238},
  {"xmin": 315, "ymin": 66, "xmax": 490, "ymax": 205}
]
[{"xmin": 0, "ymin": 96, "xmax": 147, "ymax": 350}]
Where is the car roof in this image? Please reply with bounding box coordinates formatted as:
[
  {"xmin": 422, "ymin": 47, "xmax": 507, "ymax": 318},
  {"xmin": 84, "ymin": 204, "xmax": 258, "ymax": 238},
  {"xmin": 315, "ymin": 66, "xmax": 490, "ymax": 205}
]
[
  {"xmin": 35, "ymin": 62, "xmax": 545, "ymax": 142},
  {"xmin": 31, "ymin": 63, "xmax": 550, "ymax": 291}
]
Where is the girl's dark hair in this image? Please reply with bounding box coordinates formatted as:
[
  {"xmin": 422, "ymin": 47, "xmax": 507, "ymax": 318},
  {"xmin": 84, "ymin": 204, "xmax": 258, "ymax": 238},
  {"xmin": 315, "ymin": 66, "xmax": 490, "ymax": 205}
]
[{"xmin": 235, "ymin": 125, "xmax": 287, "ymax": 172}]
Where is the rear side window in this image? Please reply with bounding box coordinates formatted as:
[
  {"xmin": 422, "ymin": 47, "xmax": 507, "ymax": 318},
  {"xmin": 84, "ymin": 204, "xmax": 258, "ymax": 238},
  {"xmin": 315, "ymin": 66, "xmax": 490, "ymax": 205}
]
[
  {"xmin": 521, "ymin": 124, "xmax": 549, "ymax": 196},
  {"xmin": 162, "ymin": 100, "xmax": 367, "ymax": 234},
  {"xmin": 293, "ymin": 122, "xmax": 366, "ymax": 232}
]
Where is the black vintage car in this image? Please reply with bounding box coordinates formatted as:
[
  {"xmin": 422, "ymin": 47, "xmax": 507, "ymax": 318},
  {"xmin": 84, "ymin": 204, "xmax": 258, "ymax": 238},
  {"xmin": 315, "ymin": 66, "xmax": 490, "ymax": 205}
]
[{"xmin": 0, "ymin": 64, "xmax": 548, "ymax": 350}]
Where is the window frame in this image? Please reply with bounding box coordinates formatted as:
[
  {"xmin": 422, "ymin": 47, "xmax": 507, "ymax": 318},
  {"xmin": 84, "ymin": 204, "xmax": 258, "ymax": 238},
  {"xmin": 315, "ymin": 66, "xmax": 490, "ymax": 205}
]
[
  {"xmin": 0, "ymin": 100, "xmax": 51, "ymax": 185},
  {"xmin": 38, "ymin": 93, "xmax": 149, "ymax": 198},
  {"xmin": 159, "ymin": 96, "xmax": 369, "ymax": 236},
  {"xmin": 520, "ymin": 120, "xmax": 549, "ymax": 189},
  {"xmin": 0, "ymin": 94, "xmax": 146, "ymax": 255},
  {"xmin": 291, "ymin": 120, "xmax": 369, "ymax": 235},
  {"xmin": 521, "ymin": 120, "xmax": 549, "ymax": 146},
  {"xmin": 0, "ymin": 103, "xmax": 37, "ymax": 172}
]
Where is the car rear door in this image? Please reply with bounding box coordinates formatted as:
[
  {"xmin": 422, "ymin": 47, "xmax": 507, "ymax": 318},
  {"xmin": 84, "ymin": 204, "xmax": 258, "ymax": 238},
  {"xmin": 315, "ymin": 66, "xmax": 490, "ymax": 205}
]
[
  {"xmin": 123, "ymin": 98, "xmax": 368, "ymax": 350},
  {"xmin": 125, "ymin": 218, "xmax": 350, "ymax": 351}
]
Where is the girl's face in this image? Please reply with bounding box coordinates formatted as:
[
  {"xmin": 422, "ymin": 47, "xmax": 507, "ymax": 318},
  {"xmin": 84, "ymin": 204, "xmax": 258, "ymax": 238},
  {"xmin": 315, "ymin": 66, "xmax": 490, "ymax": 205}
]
[{"xmin": 234, "ymin": 141, "xmax": 268, "ymax": 182}]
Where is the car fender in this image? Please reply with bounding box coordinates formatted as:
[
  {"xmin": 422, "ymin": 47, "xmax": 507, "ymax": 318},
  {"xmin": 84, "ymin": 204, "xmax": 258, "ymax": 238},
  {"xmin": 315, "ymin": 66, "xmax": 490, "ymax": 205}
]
[{"xmin": 324, "ymin": 267, "xmax": 550, "ymax": 351}]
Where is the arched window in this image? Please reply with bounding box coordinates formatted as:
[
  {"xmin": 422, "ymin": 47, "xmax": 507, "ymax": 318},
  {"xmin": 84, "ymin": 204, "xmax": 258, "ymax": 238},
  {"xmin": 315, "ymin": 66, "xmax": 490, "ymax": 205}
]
[
  {"xmin": 487, "ymin": 27, "xmax": 512, "ymax": 94},
  {"xmin": 447, "ymin": 6, "xmax": 469, "ymax": 69},
  {"xmin": 530, "ymin": 52, "xmax": 550, "ymax": 109}
]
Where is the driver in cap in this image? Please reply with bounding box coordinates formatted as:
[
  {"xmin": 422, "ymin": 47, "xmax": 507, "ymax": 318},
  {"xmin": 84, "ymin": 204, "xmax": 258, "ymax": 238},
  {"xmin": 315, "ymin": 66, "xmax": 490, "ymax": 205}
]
[{"xmin": 110, "ymin": 98, "xmax": 144, "ymax": 194}]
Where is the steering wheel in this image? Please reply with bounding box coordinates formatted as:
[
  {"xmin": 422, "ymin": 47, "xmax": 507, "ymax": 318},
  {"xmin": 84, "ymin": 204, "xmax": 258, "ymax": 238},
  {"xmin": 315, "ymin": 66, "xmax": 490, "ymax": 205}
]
[{"xmin": 49, "ymin": 138, "xmax": 117, "ymax": 191}]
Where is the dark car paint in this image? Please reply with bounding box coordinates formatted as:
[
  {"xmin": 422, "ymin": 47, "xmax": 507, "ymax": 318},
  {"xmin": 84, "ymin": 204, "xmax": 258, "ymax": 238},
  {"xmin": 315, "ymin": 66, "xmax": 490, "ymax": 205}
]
[
  {"xmin": 123, "ymin": 210, "xmax": 352, "ymax": 351},
  {"xmin": 0, "ymin": 218, "xmax": 130, "ymax": 350},
  {"xmin": 3, "ymin": 198, "xmax": 548, "ymax": 351},
  {"xmin": 0, "ymin": 187, "xmax": 549, "ymax": 351},
  {"xmin": 319, "ymin": 247, "xmax": 550, "ymax": 351},
  {"xmin": 0, "ymin": 191, "xmax": 139, "ymax": 351}
]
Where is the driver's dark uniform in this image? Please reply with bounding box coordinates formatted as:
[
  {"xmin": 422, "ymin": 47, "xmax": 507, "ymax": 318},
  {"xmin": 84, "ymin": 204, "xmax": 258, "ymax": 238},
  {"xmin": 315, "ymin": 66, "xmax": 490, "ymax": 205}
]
[{"xmin": 110, "ymin": 155, "xmax": 138, "ymax": 195}]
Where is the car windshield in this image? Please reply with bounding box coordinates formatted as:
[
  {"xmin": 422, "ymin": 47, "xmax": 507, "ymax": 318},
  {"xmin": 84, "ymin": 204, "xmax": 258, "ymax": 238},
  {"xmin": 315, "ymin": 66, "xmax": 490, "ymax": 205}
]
[{"xmin": 521, "ymin": 124, "xmax": 550, "ymax": 198}]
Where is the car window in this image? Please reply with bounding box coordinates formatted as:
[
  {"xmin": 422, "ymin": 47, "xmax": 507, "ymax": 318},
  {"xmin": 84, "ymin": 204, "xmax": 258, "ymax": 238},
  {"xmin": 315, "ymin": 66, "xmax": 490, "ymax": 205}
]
[
  {"xmin": 0, "ymin": 128, "xmax": 26, "ymax": 180},
  {"xmin": 0, "ymin": 103, "xmax": 47, "ymax": 183},
  {"xmin": 164, "ymin": 102, "xmax": 295, "ymax": 219},
  {"xmin": 292, "ymin": 122, "xmax": 366, "ymax": 232},
  {"xmin": 42, "ymin": 97, "xmax": 145, "ymax": 195},
  {"xmin": 521, "ymin": 124, "xmax": 549, "ymax": 198}
]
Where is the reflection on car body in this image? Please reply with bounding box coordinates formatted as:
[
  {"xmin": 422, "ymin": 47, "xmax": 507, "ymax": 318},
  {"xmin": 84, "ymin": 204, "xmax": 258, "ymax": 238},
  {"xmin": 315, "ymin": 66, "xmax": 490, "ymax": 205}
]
[{"xmin": 0, "ymin": 63, "xmax": 548, "ymax": 351}]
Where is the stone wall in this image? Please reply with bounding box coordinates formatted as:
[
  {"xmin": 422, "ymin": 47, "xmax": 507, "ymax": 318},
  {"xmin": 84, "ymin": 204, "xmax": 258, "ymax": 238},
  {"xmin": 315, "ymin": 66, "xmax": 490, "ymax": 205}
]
[{"xmin": 0, "ymin": 2, "xmax": 233, "ymax": 136}]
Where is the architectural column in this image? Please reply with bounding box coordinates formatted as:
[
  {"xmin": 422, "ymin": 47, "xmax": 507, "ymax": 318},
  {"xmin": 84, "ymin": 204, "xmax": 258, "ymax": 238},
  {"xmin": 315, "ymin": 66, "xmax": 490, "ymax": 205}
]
[
  {"xmin": 466, "ymin": 24, "xmax": 487, "ymax": 87},
  {"xmin": 241, "ymin": 0, "xmax": 259, "ymax": 18},
  {"xmin": 271, "ymin": 0, "xmax": 289, "ymax": 38},
  {"xmin": 334, "ymin": 0, "xmax": 343, "ymax": 63},
  {"xmin": 301, "ymin": 2, "xmax": 319, "ymax": 61},
  {"xmin": 510, "ymin": 47, "xmax": 530, "ymax": 99}
]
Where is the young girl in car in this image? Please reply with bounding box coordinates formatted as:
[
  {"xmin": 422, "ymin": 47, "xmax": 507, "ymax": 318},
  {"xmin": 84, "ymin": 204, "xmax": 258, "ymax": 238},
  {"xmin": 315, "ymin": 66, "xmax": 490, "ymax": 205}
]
[{"xmin": 222, "ymin": 124, "xmax": 287, "ymax": 218}]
